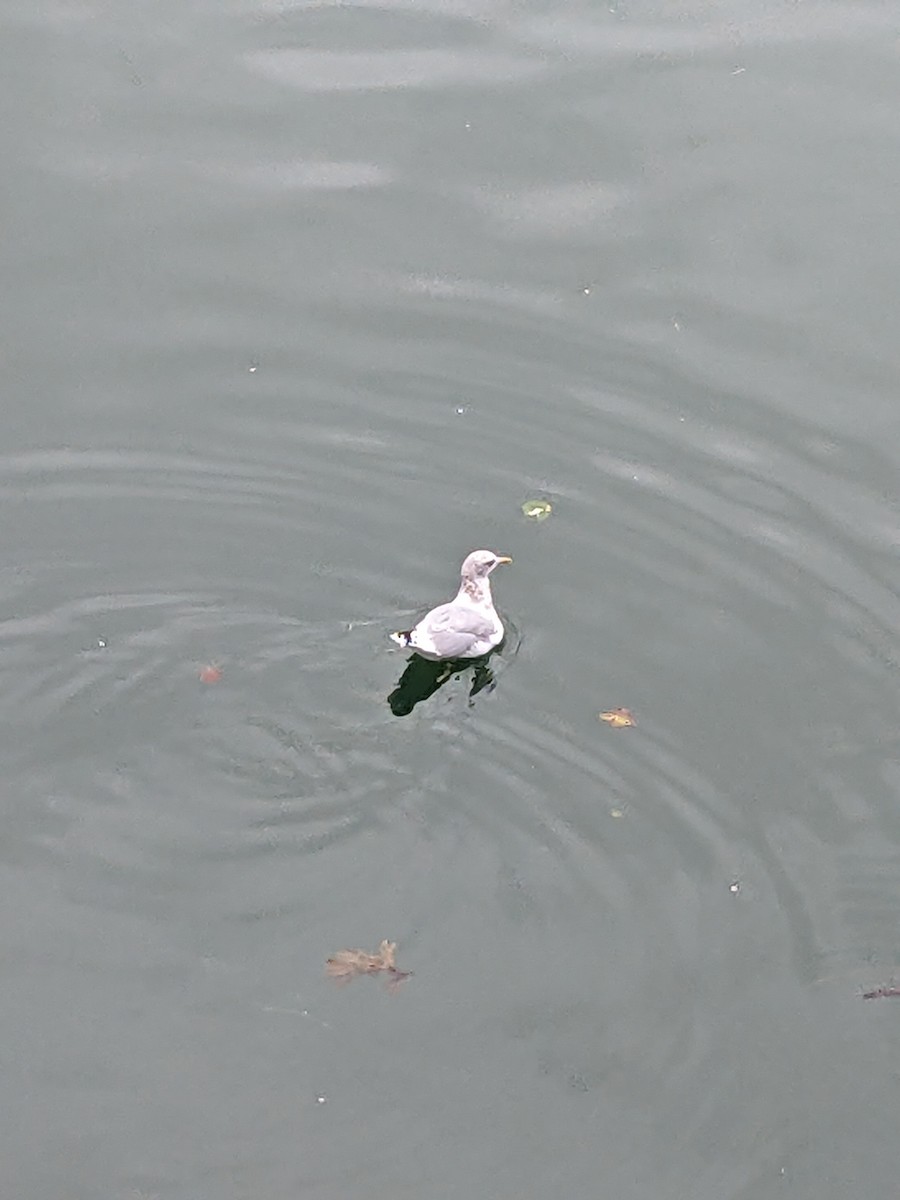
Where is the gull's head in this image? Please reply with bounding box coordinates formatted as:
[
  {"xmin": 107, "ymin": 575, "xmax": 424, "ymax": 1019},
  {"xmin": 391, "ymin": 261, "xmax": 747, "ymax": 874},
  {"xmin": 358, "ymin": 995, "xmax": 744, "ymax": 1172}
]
[{"xmin": 460, "ymin": 549, "xmax": 513, "ymax": 580}]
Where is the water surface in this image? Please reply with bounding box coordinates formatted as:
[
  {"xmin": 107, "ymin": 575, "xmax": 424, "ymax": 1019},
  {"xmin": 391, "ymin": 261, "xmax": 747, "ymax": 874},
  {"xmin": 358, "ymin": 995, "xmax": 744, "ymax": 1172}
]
[{"xmin": 4, "ymin": 2, "xmax": 900, "ymax": 1197}]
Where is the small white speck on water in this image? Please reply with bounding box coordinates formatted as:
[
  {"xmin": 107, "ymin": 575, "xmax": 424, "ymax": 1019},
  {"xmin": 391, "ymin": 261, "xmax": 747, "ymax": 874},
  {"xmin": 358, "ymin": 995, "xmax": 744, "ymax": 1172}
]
[
  {"xmin": 464, "ymin": 122, "xmax": 471, "ymax": 129},
  {"xmin": 582, "ymin": 286, "xmax": 591, "ymax": 295},
  {"xmin": 729, "ymin": 880, "xmax": 740, "ymax": 894},
  {"xmin": 316, "ymin": 1095, "xmax": 327, "ymax": 1105},
  {"xmin": 731, "ymin": 66, "xmax": 746, "ymax": 75},
  {"xmin": 96, "ymin": 638, "xmax": 107, "ymax": 648},
  {"xmin": 455, "ymin": 405, "xmax": 468, "ymax": 415},
  {"xmin": 248, "ymin": 358, "xmax": 259, "ymax": 373}
]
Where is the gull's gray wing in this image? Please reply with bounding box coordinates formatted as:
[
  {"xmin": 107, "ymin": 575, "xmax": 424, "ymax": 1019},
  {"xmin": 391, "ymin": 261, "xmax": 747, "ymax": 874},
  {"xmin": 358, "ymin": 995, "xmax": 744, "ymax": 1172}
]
[{"xmin": 419, "ymin": 602, "xmax": 494, "ymax": 659}]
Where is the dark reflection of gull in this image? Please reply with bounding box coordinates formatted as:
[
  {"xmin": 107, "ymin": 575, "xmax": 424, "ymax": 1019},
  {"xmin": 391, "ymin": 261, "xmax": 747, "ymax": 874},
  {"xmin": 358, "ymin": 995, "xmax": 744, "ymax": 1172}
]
[{"xmin": 387, "ymin": 649, "xmax": 500, "ymax": 717}]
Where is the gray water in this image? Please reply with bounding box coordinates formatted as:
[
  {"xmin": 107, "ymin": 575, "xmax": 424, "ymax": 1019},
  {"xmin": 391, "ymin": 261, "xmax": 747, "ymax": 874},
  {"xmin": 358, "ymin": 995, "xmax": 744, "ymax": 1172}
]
[{"xmin": 4, "ymin": 1, "xmax": 900, "ymax": 1196}]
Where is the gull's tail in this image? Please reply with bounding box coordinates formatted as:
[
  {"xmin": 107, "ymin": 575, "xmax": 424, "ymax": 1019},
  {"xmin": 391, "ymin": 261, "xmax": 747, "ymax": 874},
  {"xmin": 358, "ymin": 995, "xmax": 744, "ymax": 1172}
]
[{"xmin": 390, "ymin": 630, "xmax": 413, "ymax": 648}]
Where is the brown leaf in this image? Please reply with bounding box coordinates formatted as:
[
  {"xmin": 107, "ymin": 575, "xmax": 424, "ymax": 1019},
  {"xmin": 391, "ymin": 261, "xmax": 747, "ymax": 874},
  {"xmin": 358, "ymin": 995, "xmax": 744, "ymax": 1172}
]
[{"xmin": 325, "ymin": 940, "xmax": 410, "ymax": 988}]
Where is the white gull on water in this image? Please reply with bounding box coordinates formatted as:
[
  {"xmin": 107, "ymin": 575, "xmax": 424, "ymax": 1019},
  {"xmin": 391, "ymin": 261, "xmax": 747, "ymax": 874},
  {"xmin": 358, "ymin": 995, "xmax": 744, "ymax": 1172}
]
[{"xmin": 390, "ymin": 550, "xmax": 512, "ymax": 661}]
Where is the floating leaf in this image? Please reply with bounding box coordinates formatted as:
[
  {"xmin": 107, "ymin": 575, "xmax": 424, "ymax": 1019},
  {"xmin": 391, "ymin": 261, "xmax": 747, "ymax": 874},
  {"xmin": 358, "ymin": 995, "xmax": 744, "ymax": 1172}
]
[
  {"xmin": 863, "ymin": 984, "xmax": 900, "ymax": 1000},
  {"xmin": 326, "ymin": 940, "xmax": 411, "ymax": 989},
  {"xmin": 521, "ymin": 499, "xmax": 552, "ymax": 521},
  {"xmin": 599, "ymin": 707, "xmax": 636, "ymax": 728}
]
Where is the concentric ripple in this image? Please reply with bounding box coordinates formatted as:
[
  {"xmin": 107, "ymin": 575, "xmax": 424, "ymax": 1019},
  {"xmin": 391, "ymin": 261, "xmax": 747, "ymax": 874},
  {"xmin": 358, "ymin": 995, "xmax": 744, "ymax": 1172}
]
[{"xmin": 6, "ymin": 1, "xmax": 900, "ymax": 1196}]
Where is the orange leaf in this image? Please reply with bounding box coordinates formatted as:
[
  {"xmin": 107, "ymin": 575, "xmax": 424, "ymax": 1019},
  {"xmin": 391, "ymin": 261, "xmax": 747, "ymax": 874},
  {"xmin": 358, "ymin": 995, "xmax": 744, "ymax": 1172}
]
[{"xmin": 599, "ymin": 707, "xmax": 636, "ymax": 728}]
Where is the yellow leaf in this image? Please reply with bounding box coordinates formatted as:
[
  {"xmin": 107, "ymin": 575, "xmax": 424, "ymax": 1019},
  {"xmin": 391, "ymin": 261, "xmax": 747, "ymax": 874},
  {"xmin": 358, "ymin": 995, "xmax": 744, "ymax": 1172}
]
[{"xmin": 521, "ymin": 499, "xmax": 552, "ymax": 521}]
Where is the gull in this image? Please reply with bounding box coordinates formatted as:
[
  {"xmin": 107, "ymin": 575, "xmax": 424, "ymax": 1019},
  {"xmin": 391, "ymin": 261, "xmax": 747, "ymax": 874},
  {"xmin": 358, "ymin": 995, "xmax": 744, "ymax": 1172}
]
[{"xmin": 390, "ymin": 550, "xmax": 512, "ymax": 661}]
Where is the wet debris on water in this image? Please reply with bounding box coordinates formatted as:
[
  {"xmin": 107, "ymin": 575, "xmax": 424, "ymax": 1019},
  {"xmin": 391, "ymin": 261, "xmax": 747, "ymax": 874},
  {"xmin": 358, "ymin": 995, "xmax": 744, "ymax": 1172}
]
[
  {"xmin": 521, "ymin": 498, "xmax": 552, "ymax": 521},
  {"xmin": 599, "ymin": 707, "xmax": 636, "ymax": 728},
  {"xmin": 326, "ymin": 940, "xmax": 412, "ymax": 990},
  {"xmin": 863, "ymin": 984, "xmax": 900, "ymax": 1000},
  {"xmin": 199, "ymin": 664, "xmax": 223, "ymax": 684}
]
